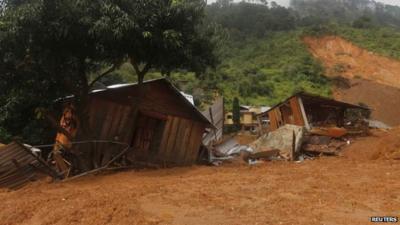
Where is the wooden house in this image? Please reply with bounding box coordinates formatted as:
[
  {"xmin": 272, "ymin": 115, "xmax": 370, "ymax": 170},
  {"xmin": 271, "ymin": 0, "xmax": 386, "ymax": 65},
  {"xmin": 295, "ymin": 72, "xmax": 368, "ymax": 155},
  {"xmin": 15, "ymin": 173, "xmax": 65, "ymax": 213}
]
[
  {"xmin": 225, "ymin": 106, "xmax": 269, "ymax": 132},
  {"xmin": 258, "ymin": 92, "xmax": 370, "ymax": 132},
  {"xmin": 54, "ymin": 78, "xmax": 212, "ymax": 176}
]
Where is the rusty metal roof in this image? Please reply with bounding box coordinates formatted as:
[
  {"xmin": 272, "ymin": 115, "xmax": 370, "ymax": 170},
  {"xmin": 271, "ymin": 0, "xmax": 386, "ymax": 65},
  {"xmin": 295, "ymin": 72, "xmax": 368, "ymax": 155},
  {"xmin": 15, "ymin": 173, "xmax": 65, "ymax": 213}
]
[{"xmin": 0, "ymin": 142, "xmax": 58, "ymax": 190}]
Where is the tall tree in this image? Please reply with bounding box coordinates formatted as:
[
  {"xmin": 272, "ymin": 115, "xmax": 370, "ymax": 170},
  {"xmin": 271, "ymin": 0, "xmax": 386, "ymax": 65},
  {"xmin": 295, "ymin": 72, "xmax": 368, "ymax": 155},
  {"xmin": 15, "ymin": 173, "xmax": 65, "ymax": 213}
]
[
  {"xmin": 93, "ymin": 0, "xmax": 218, "ymax": 84},
  {"xmin": 0, "ymin": 0, "xmax": 217, "ymax": 143}
]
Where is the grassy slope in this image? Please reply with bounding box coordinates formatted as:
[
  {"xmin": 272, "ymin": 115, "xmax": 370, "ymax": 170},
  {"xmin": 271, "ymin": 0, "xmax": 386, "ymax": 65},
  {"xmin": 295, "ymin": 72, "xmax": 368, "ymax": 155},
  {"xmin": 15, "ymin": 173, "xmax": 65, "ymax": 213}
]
[
  {"xmin": 336, "ymin": 26, "xmax": 400, "ymax": 60},
  {"xmin": 111, "ymin": 30, "xmax": 332, "ymax": 109},
  {"xmin": 215, "ymin": 31, "xmax": 331, "ymax": 107},
  {"xmin": 111, "ymin": 26, "xmax": 400, "ymax": 109}
]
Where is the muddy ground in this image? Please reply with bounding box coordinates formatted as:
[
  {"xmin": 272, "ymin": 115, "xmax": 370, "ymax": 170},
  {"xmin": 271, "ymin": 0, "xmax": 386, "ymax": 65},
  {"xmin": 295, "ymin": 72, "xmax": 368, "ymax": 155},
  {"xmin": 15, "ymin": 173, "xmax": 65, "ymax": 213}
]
[{"xmin": 1, "ymin": 130, "xmax": 400, "ymax": 225}]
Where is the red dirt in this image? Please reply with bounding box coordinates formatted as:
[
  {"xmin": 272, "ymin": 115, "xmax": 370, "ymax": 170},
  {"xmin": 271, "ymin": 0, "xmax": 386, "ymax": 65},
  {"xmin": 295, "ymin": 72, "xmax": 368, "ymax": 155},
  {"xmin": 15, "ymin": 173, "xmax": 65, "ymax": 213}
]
[
  {"xmin": 1, "ymin": 136, "xmax": 400, "ymax": 225},
  {"xmin": 333, "ymin": 78, "xmax": 400, "ymax": 126},
  {"xmin": 1, "ymin": 36, "xmax": 400, "ymax": 225},
  {"xmin": 303, "ymin": 36, "xmax": 400, "ymax": 126},
  {"xmin": 304, "ymin": 36, "xmax": 400, "ymax": 88},
  {"xmin": 343, "ymin": 128, "xmax": 400, "ymax": 160}
]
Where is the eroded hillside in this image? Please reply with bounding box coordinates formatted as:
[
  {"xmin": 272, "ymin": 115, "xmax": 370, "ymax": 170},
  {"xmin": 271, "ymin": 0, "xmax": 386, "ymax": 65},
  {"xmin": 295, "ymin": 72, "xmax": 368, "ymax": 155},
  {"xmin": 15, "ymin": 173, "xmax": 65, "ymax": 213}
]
[
  {"xmin": 304, "ymin": 36, "xmax": 400, "ymax": 88},
  {"xmin": 304, "ymin": 36, "xmax": 400, "ymax": 126}
]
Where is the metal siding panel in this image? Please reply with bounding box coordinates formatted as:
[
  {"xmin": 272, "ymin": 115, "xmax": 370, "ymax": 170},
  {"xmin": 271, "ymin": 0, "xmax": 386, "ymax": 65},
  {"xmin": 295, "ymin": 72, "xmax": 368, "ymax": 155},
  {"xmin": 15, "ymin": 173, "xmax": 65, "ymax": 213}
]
[
  {"xmin": 0, "ymin": 142, "xmax": 56, "ymax": 189},
  {"xmin": 202, "ymin": 98, "xmax": 224, "ymax": 146}
]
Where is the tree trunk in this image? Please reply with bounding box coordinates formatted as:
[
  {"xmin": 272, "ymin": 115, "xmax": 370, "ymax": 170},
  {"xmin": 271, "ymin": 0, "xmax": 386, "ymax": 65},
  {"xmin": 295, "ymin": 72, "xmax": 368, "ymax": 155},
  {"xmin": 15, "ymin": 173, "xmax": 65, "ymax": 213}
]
[{"xmin": 138, "ymin": 73, "xmax": 145, "ymax": 85}]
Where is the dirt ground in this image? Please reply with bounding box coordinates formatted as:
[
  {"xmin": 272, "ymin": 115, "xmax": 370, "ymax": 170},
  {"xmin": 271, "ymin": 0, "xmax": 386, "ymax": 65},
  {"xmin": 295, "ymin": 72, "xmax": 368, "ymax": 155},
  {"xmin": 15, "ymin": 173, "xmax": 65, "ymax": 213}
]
[
  {"xmin": 1, "ymin": 129, "xmax": 400, "ymax": 225},
  {"xmin": 303, "ymin": 35, "xmax": 400, "ymax": 126},
  {"xmin": 343, "ymin": 128, "xmax": 400, "ymax": 160}
]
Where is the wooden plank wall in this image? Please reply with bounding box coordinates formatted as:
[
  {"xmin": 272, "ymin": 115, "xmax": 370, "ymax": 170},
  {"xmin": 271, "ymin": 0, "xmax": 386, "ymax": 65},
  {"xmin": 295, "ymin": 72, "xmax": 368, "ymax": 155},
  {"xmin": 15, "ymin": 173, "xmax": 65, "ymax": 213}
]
[
  {"xmin": 98, "ymin": 81, "xmax": 206, "ymax": 124},
  {"xmin": 268, "ymin": 108, "xmax": 283, "ymax": 131},
  {"xmin": 289, "ymin": 96, "xmax": 305, "ymax": 127},
  {"xmin": 268, "ymin": 96, "xmax": 306, "ymax": 132},
  {"xmin": 80, "ymin": 98, "xmax": 135, "ymax": 168},
  {"xmin": 280, "ymin": 104, "xmax": 293, "ymax": 124},
  {"xmin": 56, "ymin": 82, "xmax": 208, "ymax": 168},
  {"xmin": 157, "ymin": 116, "xmax": 205, "ymax": 166}
]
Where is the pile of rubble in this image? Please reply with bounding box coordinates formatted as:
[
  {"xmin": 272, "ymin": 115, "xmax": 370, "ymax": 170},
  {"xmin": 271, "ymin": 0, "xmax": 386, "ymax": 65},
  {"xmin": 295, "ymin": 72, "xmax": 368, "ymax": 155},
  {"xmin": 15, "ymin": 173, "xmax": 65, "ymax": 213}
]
[
  {"xmin": 0, "ymin": 142, "xmax": 58, "ymax": 190},
  {"xmin": 209, "ymin": 123, "xmax": 379, "ymax": 165}
]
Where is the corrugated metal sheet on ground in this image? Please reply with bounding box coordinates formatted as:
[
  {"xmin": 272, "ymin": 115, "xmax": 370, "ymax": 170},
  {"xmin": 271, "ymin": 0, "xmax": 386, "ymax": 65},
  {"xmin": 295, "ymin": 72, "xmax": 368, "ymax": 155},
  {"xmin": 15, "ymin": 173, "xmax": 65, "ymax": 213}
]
[
  {"xmin": 202, "ymin": 98, "xmax": 224, "ymax": 146},
  {"xmin": 0, "ymin": 142, "xmax": 54, "ymax": 190},
  {"xmin": 214, "ymin": 137, "xmax": 250, "ymax": 156}
]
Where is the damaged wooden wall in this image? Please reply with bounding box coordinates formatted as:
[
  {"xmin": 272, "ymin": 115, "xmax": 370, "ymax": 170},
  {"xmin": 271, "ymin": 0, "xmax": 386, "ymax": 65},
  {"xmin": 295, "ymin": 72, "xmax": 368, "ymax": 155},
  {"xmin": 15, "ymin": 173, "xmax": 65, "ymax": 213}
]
[
  {"xmin": 55, "ymin": 79, "xmax": 210, "ymax": 173},
  {"xmin": 266, "ymin": 92, "xmax": 370, "ymax": 132},
  {"xmin": 268, "ymin": 96, "xmax": 305, "ymax": 131}
]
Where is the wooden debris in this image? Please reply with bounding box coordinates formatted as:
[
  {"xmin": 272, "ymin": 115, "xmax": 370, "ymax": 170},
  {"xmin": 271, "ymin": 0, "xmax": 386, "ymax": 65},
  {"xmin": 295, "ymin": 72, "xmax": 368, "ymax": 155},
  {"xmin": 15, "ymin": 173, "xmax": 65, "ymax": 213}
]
[
  {"xmin": 310, "ymin": 127, "xmax": 347, "ymax": 138},
  {"xmin": 248, "ymin": 149, "xmax": 280, "ymax": 161}
]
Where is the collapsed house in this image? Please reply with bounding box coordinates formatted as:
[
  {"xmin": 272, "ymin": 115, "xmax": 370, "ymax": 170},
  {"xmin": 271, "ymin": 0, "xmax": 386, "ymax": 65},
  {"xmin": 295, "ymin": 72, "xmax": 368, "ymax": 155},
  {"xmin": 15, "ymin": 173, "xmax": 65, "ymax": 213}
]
[
  {"xmin": 258, "ymin": 92, "xmax": 370, "ymax": 134},
  {"xmin": 53, "ymin": 78, "xmax": 212, "ymax": 177},
  {"xmin": 210, "ymin": 92, "xmax": 371, "ymax": 164},
  {"xmin": 250, "ymin": 92, "xmax": 371, "ymax": 160}
]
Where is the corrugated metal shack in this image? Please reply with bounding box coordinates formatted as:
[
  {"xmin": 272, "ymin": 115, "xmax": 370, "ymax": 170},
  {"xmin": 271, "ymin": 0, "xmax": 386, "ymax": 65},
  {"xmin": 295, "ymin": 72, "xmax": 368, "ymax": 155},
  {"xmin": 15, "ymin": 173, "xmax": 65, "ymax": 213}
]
[
  {"xmin": 0, "ymin": 142, "xmax": 57, "ymax": 189},
  {"xmin": 54, "ymin": 78, "xmax": 212, "ymax": 176},
  {"xmin": 259, "ymin": 92, "xmax": 370, "ymax": 132}
]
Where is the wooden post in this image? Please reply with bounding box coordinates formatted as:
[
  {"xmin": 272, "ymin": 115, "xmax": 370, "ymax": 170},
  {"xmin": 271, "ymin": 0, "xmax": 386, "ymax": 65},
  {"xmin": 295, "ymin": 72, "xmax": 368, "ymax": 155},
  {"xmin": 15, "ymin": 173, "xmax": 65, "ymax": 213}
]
[
  {"xmin": 291, "ymin": 130, "xmax": 296, "ymax": 161},
  {"xmin": 298, "ymin": 97, "xmax": 311, "ymax": 130},
  {"xmin": 257, "ymin": 115, "xmax": 264, "ymax": 136}
]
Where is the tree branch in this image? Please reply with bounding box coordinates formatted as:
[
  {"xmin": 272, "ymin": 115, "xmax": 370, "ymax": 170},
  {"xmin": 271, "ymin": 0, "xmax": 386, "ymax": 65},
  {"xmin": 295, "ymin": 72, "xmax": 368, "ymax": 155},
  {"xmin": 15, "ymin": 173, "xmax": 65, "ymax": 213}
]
[
  {"xmin": 130, "ymin": 57, "xmax": 141, "ymax": 77},
  {"xmin": 88, "ymin": 64, "xmax": 117, "ymax": 88},
  {"xmin": 129, "ymin": 57, "xmax": 152, "ymax": 84},
  {"xmin": 141, "ymin": 62, "xmax": 151, "ymax": 76}
]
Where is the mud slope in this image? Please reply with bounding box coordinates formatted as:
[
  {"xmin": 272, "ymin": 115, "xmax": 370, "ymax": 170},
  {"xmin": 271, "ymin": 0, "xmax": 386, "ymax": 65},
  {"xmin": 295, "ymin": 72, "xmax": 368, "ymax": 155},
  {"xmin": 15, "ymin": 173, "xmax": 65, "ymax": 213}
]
[
  {"xmin": 304, "ymin": 36, "xmax": 400, "ymax": 126},
  {"xmin": 343, "ymin": 127, "xmax": 400, "ymax": 160},
  {"xmin": 334, "ymin": 78, "xmax": 400, "ymax": 126},
  {"xmin": 304, "ymin": 36, "xmax": 400, "ymax": 88}
]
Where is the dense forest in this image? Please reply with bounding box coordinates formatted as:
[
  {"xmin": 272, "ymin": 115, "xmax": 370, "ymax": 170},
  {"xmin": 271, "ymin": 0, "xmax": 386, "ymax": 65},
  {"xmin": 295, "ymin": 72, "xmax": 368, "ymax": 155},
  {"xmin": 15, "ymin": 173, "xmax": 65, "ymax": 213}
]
[
  {"xmin": 3, "ymin": 0, "xmax": 400, "ymax": 143},
  {"xmin": 110, "ymin": 0, "xmax": 400, "ymax": 106}
]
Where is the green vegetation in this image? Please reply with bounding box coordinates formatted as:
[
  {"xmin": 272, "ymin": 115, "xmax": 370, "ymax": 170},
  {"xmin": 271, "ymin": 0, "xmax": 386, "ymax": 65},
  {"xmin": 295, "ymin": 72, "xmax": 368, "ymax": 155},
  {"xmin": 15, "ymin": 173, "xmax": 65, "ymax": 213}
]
[
  {"xmin": 301, "ymin": 23, "xmax": 400, "ymax": 59},
  {"xmin": 112, "ymin": 0, "xmax": 400, "ymax": 110},
  {"xmin": 292, "ymin": 0, "xmax": 400, "ymax": 28},
  {"xmin": 0, "ymin": 0, "xmax": 215, "ymax": 143},
  {"xmin": 206, "ymin": 31, "xmax": 331, "ymax": 107},
  {"xmin": 338, "ymin": 26, "xmax": 400, "ymax": 59},
  {"xmin": 107, "ymin": 30, "xmax": 332, "ymax": 108},
  {"xmin": 106, "ymin": 2, "xmax": 332, "ymax": 108},
  {"xmin": 3, "ymin": 0, "xmax": 400, "ymax": 143}
]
